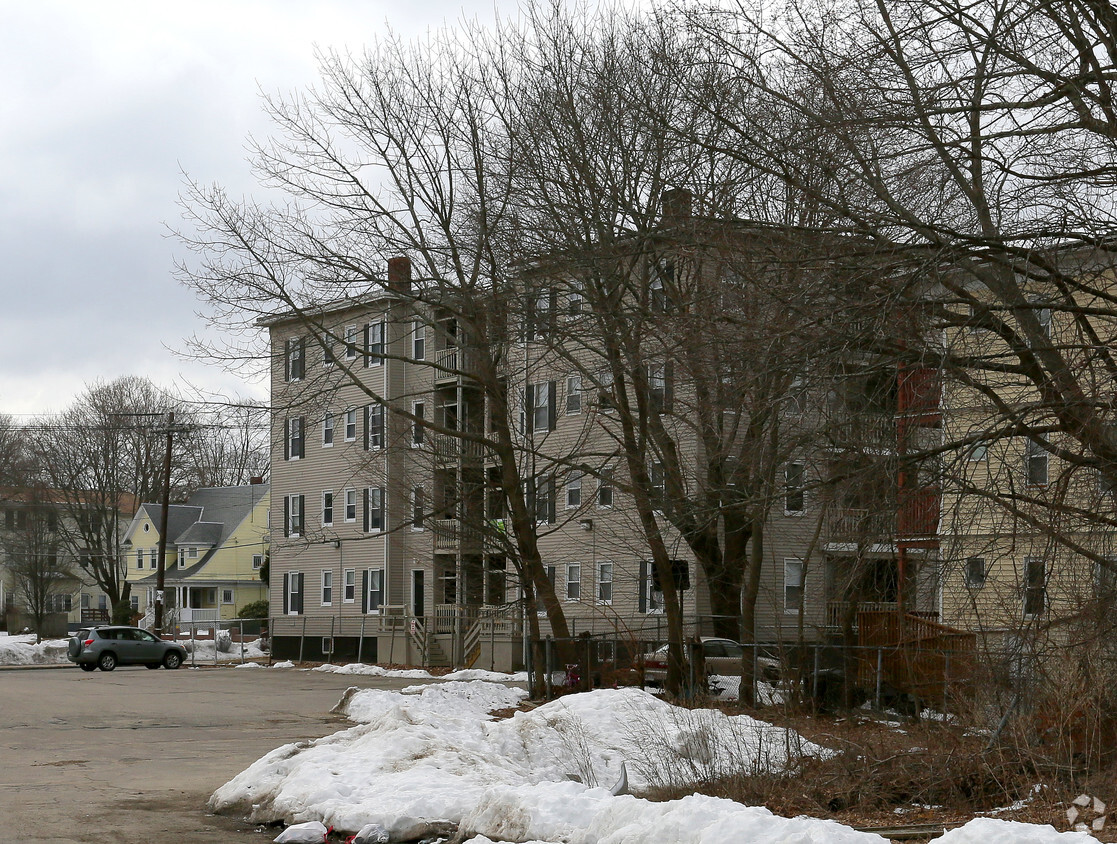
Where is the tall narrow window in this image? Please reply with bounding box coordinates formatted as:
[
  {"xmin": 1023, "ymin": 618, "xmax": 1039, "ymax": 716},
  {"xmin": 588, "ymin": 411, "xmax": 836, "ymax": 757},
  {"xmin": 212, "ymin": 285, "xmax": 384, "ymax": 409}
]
[
  {"xmin": 322, "ymin": 492, "xmax": 334, "ymax": 527},
  {"xmin": 412, "ymin": 402, "xmax": 425, "ymax": 446},
  {"xmin": 412, "ymin": 319, "xmax": 425, "ymax": 360},
  {"xmin": 566, "ymin": 564, "xmax": 581, "ymax": 600},
  {"xmin": 343, "ymin": 569, "xmax": 356, "ymax": 602},
  {"xmin": 527, "ymin": 381, "xmax": 556, "ymax": 433},
  {"xmin": 345, "ymin": 325, "xmax": 360, "ymax": 360},
  {"xmin": 366, "ymin": 487, "xmax": 384, "ymax": 532},
  {"xmin": 344, "ymin": 489, "xmax": 357, "ymax": 522},
  {"xmin": 785, "ymin": 462, "xmax": 805, "ymax": 513},
  {"xmin": 784, "ymin": 558, "xmax": 803, "ymax": 612},
  {"xmin": 285, "ymin": 337, "xmax": 305, "ymax": 381},
  {"xmin": 648, "ymin": 362, "xmax": 673, "ymax": 414},
  {"xmin": 1024, "ymin": 558, "xmax": 1046, "ymax": 617},
  {"xmin": 638, "ymin": 561, "xmax": 663, "ymax": 613},
  {"xmin": 284, "ymin": 494, "xmax": 304, "ymax": 537},
  {"xmin": 284, "ymin": 571, "xmax": 303, "ymax": 615},
  {"xmin": 366, "ymin": 402, "xmax": 384, "ymax": 450},
  {"xmin": 365, "ymin": 320, "xmax": 385, "ymax": 367},
  {"xmin": 529, "ymin": 476, "xmax": 555, "ymax": 524},
  {"xmin": 323, "ymin": 413, "xmax": 335, "ymax": 447},
  {"xmin": 649, "ymin": 463, "xmax": 666, "ymax": 510},
  {"xmin": 597, "ymin": 468, "xmax": 614, "ymax": 508},
  {"xmin": 285, "ymin": 417, "xmax": 305, "ymax": 461},
  {"xmin": 1026, "ymin": 438, "xmax": 1049, "ymax": 486},
  {"xmin": 364, "ymin": 568, "xmax": 384, "ymax": 613},
  {"xmin": 321, "ymin": 571, "xmax": 333, "ymax": 606},
  {"xmin": 598, "ymin": 562, "xmax": 613, "ymax": 603},
  {"xmin": 412, "ymin": 486, "xmax": 425, "ymax": 530},
  {"xmin": 565, "ymin": 472, "xmax": 582, "ymax": 509},
  {"xmin": 345, "ymin": 409, "xmax": 357, "ymax": 441},
  {"xmin": 566, "ymin": 375, "xmax": 582, "ymax": 415}
]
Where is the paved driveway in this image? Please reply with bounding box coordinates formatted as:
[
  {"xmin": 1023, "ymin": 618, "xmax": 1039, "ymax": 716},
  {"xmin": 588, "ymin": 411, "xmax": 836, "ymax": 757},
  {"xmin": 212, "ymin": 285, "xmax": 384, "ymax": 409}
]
[{"xmin": 0, "ymin": 665, "xmax": 435, "ymax": 844}]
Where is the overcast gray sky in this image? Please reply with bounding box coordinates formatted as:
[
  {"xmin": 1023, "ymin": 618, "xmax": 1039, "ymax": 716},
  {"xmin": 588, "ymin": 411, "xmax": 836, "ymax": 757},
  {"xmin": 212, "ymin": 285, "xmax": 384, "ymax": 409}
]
[{"xmin": 0, "ymin": 0, "xmax": 519, "ymax": 418}]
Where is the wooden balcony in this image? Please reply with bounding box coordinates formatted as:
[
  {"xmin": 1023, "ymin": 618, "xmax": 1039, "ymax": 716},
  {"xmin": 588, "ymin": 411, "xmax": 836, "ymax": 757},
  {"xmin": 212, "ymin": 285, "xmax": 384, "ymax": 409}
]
[
  {"xmin": 827, "ymin": 508, "xmax": 895, "ymax": 541},
  {"xmin": 897, "ymin": 487, "xmax": 940, "ymax": 537},
  {"xmin": 897, "ymin": 366, "xmax": 941, "ymax": 426},
  {"xmin": 431, "ymin": 433, "xmax": 485, "ymax": 464},
  {"xmin": 433, "ymin": 347, "xmax": 476, "ymax": 384}
]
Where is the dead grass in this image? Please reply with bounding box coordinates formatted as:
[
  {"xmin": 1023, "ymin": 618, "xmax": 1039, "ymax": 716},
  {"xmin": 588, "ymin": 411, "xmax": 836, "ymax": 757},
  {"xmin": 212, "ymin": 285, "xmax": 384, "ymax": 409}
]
[{"xmin": 643, "ymin": 701, "xmax": 1117, "ymax": 841}]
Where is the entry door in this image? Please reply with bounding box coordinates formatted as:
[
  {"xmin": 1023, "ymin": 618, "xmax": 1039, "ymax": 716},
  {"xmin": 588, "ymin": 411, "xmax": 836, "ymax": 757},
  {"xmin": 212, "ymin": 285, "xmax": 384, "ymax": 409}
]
[{"xmin": 412, "ymin": 570, "xmax": 425, "ymax": 618}]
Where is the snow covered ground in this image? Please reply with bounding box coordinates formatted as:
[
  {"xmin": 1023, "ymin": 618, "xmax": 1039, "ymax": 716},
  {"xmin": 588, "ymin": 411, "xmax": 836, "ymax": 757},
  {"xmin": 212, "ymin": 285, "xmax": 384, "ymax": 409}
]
[{"xmin": 209, "ymin": 679, "xmax": 1096, "ymax": 843}]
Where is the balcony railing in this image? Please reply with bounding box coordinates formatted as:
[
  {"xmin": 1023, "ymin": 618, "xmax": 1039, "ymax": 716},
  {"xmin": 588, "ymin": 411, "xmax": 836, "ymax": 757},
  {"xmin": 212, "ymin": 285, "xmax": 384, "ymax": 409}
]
[
  {"xmin": 827, "ymin": 508, "xmax": 895, "ymax": 541},
  {"xmin": 431, "ymin": 519, "xmax": 482, "ymax": 551},
  {"xmin": 434, "ymin": 347, "xmax": 476, "ymax": 383},
  {"xmin": 431, "ymin": 433, "xmax": 485, "ymax": 463},
  {"xmin": 825, "ymin": 601, "xmax": 939, "ymax": 628}
]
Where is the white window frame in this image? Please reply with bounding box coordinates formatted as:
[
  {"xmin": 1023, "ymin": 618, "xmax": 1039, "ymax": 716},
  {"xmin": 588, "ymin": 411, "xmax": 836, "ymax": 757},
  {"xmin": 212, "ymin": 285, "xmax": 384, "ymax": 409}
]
[
  {"xmin": 345, "ymin": 325, "xmax": 360, "ymax": 360},
  {"xmin": 287, "ymin": 417, "xmax": 303, "ymax": 461},
  {"xmin": 367, "ymin": 567, "xmax": 384, "ymax": 614},
  {"xmin": 367, "ymin": 320, "xmax": 386, "ymax": 366},
  {"xmin": 287, "ymin": 571, "xmax": 301, "ymax": 616},
  {"xmin": 566, "ymin": 375, "xmax": 582, "ymax": 415},
  {"xmin": 368, "ymin": 487, "xmax": 384, "ymax": 533},
  {"xmin": 412, "ymin": 318, "xmax": 425, "ymax": 360},
  {"xmin": 565, "ymin": 472, "xmax": 582, "ymax": 509},
  {"xmin": 322, "ymin": 491, "xmax": 334, "ymax": 527},
  {"xmin": 343, "ymin": 568, "xmax": 356, "ymax": 603},
  {"xmin": 221, "ymin": 588, "xmax": 235, "ymax": 605},
  {"xmin": 566, "ymin": 563, "xmax": 581, "ymax": 601},
  {"xmin": 321, "ymin": 571, "xmax": 333, "ymax": 606},
  {"xmin": 344, "ymin": 489, "xmax": 357, "ymax": 523},
  {"xmin": 597, "ymin": 561, "xmax": 613, "ymax": 604},
  {"xmin": 323, "ymin": 413, "xmax": 335, "ymax": 447},
  {"xmin": 1026, "ymin": 438, "xmax": 1049, "ymax": 487},
  {"xmin": 345, "ymin": 408, "xmax": 358, "ymax": 441},
  {"xmin": 252, "ymin": 554, "xmax": 264, "ymax": 570},
  {"xmin": 783, "ymin": 558, "xmax": 803, "ymax": 613},
  {"xmin": 964, "ymin": 556, "xmax": 986, "ymax": 589},
  {"xmin": 1023, "ymin": 557, "xmax": 1046, "ymax": 618}
]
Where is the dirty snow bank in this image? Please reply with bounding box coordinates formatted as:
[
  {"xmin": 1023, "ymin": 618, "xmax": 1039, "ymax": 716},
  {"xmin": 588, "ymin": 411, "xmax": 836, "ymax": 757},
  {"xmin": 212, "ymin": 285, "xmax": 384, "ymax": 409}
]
[
  {"xmin": 0, "ymin": 634, "xmax": 69, "ymax": 664},
  {"xmin": 210, "ymin": 685, "xmax": 834, "ymax": 838}
]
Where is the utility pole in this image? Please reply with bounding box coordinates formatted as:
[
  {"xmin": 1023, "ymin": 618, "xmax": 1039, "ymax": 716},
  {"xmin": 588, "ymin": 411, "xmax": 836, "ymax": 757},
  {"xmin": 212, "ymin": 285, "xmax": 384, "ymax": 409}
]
[{"xmin": 153, "ymin": 412, "xmax": 175, "ymax": 636}]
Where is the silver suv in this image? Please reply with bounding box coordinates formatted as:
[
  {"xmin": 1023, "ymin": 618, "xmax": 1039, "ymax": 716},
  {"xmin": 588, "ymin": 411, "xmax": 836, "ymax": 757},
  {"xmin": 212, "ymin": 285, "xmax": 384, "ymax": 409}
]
[{"xmin": 67, "ymin": 626, "xmax": 187, "ymax": 672}]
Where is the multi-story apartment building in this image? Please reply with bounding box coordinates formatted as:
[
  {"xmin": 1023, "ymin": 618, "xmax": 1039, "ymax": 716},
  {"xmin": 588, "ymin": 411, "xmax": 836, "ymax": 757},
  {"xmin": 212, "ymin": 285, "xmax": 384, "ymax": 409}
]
[
  {"xmin": 0, "ymin": 487, "xmax": 135, "ymax": 633},
  {"xmin": 263, "ymin": 218, "xmax": 950, "ymax": 670}
]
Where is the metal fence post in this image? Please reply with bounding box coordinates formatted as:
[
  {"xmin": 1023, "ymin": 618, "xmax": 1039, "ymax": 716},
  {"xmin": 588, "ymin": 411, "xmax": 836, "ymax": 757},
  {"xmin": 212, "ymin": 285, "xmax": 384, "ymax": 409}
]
[
  {"xmin": 239, "ymin": 620, "xmax": 245, "ymax": 664},
  {"xmin": 190, "ymin": 623, "xmax": 196, "ymax": 668},
  {"xmin": 752, "ymin": 643, "xmax": 759, "ymax": 705},
  {"xmin": 875, "ymin": 647, "xmax": 883, "ymax": 710},
  {"xmin": 544, "ymin": 636, "xmax": 553, "ymax": 699},
  {"xmin": 299, "ymin": 616, "xmax": 306, "ymax": 664},
  {"xmin": 358, "ymin": 614, "xmax": 366, "ymax": 664},
  {"xmin": 812, "ymin": 645, "xmax": 819, "ymax": 700}
]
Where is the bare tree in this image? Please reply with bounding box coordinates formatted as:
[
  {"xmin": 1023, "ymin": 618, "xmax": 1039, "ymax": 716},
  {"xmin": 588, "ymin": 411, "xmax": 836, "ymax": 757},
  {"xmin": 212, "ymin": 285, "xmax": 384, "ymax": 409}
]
[{"xmin": 0, "ymin": 487, "xmax": 76, "ymax": 642}]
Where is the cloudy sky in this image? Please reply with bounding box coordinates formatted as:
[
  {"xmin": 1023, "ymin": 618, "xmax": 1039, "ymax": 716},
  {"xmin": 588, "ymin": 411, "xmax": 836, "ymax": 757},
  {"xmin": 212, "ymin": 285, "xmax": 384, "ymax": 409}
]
[{"xmin": 0, "ymin": 0, "xmax": 523, "ymax": 419}]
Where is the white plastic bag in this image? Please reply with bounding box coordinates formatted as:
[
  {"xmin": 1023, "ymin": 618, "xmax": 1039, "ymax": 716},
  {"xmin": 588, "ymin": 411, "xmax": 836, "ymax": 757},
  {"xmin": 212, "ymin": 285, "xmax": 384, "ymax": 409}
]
[
  {"xmin": 273, "ymin": 819, "xmax": 329, "ymax": 843},
  {"xmin": 352, "ymin": 822, "xmax": 390, "ymax": 843}
]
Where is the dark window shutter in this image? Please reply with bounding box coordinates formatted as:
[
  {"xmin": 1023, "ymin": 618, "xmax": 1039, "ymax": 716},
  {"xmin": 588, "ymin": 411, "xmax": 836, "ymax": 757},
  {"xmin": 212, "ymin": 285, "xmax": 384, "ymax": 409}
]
[
  {"xmin": 547, "ymin": 477, "xmax": 556, "ymax": 524},
  {"xmin": 363, "ymin": 488, "xmax": 370, "ymax": 532},
  {"xmin": 363, "ymin": 405, "xmax": 370, "ymax": 451},
  {"xmin": 638, "ymin": 560, "xmax": 648, "ymax": 613},
  {"xmin": 524, "ymin": 384, "xmax": 535, "ymax": 434},
  {"xmin": 296, "ymin": 573, "xmax": 304, "ymax": 613},
  {"xmin": 362, "ymin": 570, "xmax": 369, "ymax": 613},
  {"xmin": 283, "ymin": 496, "xmax": 290, "ymax": 537},
  {"xmin": 297, "ymin": 417, "xmax": 306, "ymax": 458},
  {"xmin": 547, "ymin": 381, "xmax": 557, "ymax": 430},
  {"xmin": 363, "ymin": 324, "xmax": 371, "ymax": 368},
  {"xmin": 284, "ymin": 340, "xmax": 291, "ymax": 382},
  {"xmin": 283, "ymin": 419, "xmax": 291, "ymax": 461},
  {"xmin": 282, "ymin": 573, "xmax": 289, "ymax": 615},
  {"xmin": 298, "ymin": 495, "xmax": 305, "ymax": 533},
  {"xmin": 663, "ymin": 361, "xmax": 674, "ymax": 414}
]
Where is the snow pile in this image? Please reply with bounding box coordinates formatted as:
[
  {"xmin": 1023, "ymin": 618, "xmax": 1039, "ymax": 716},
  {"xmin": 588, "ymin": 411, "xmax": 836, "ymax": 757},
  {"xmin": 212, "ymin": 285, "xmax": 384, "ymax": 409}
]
[
  {"xmin": 0, "ymin": 634, "xmax": 69, "ymax": 665},
  {"xmin": 313, "ymin": 663, "xmax": 436, "ymax": 679},
  {"xmin": 272, "ymin": 660, "xmax": 295, "ymax": 669},
  {"xmin": 936, "ymin": 818, "xmax": 1096, "ymax": 843},
  {"xmin": 443, "ymin": 668, "xmax": 530, "ymax": 683},
  {"xmin": 210, "ymin": 685, "xmax": 834, "ymax": 838}
]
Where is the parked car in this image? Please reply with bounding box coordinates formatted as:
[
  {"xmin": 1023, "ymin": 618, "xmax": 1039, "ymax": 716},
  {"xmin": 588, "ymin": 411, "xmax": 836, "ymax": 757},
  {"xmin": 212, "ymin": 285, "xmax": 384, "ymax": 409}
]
[
  {"xmin": 67, "ymin": 626, "xmax": 187, "ymax": 672},
  {"xmin": 641, "ymin": 637, "xmax": 780, "ymax": 686}
]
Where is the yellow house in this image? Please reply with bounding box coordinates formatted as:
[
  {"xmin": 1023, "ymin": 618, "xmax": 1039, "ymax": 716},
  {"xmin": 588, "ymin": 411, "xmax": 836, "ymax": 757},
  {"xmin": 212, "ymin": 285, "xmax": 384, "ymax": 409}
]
[{"xmin": 122, "ymin": 484, "xmax": 269, "ymax": 626}]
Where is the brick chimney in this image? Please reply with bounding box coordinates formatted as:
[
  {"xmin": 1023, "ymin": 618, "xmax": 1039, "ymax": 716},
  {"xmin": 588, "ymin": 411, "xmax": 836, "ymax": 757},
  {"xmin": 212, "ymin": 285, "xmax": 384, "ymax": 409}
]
[
  {"xmin": 387, "ymin": 256, "xmax": 412, "ymax": 294},
  {"xmin": 660, "ymin": 188, "xmax": 693, "ymax": 223}
]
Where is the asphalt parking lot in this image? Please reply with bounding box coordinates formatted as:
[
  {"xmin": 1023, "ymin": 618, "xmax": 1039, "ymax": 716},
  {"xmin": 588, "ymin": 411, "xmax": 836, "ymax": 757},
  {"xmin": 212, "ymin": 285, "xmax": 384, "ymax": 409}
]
[{"xmin": 0, "ymin": 664, "xmax": 435, "ymax": 844}]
